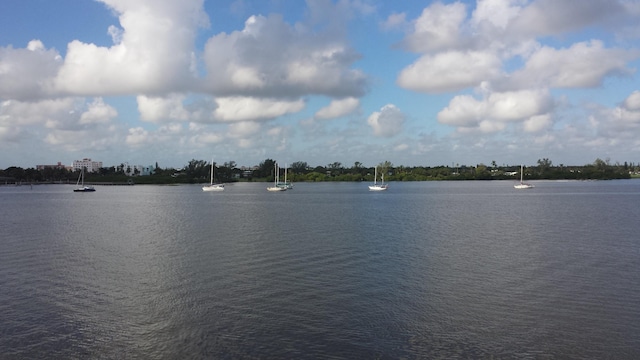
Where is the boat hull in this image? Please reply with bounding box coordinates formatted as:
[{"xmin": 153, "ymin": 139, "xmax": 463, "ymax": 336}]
[
  {"xmin": 73, "ymin": 186, "xmax": 96, "ymax": 192},
  {"xmin": 267, "ymin": 186, "xmax": 286, "ymax": 192},
  {"xmin": 514, "ymin": 183, "xmax": 534, "ymax": 189}
]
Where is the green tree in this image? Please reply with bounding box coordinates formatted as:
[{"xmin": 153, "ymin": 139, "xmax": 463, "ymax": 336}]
[
  {"xmin": 257, "ymin": 159, "xmax": 277, "ymax": 179},
  {"xmin": 327, "ymin": 162, "xmax": 342, "ymax": 176},
  {"xmin": 5, "ymin": 166, "xmax": 25, "ymax": 181},
  {"xmin": 185, "ymin": 159, "xmax": 208, "ymax": 181},
  {"xmin": 537, "ymin": 158, "xmax": 552, "ymax": 177},
  {"xmin": 290, "ymin": 161, "xmax": 308, "ymax": 174}
]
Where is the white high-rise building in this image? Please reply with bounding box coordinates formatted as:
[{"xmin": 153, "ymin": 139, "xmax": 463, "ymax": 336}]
[{"xmin": 72, "ymin": 158, "xmax": 102, "ymax": 173}]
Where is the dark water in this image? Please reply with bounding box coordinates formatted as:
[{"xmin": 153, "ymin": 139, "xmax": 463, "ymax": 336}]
[{"xmin": 2, "ymin": 180, "xmax": 640, "ymax": 359}]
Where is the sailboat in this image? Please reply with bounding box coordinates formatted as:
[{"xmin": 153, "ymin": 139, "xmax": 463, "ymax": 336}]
[
  {"xmin": 202, "ymin": 159, "xmax": 224, "ymax": 192},
  {"xmin": 277, "ymin": 163, "xmax": 293, "ymax": 189},
  {"xmin": 368, "ymin": 166, "xmax": 388, "ymax": 191},
  {"xmin": 267, "ymin": 163, "xmax": 286, "ymax": 191},
  {"xmin": 514, "ymin": 164, "xmax": 534, "ymax": 189},
  {"xmin": 73, "ymin": 167, "xmax": 95, "ymax": 192}
]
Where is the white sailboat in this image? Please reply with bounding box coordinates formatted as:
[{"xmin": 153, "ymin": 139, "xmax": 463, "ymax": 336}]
[
  {"xmin": 514, "ymin": 164, "xmax": 534, "ymax": 189},
  {"xmin": 368, "ymin": 166, "xmax": 388, "ymax": 191},
  {"xmin": 73, "ymin": 167, "xmax": 95, "ymax": 192},
  {"xmin": 267, "ymin": 163, "xmax": 286, "ymax": 191},
  {"xmin": 202, "ymin": 159, "xmax": 224, "ymax": 192},
  {"xmin": 277, "ymin": 163, "xmax": 293, "ymax": 189}
]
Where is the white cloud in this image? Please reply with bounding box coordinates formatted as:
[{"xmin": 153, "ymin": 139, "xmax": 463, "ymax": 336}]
[
  {"xmin": 508, "ymin": 41, "xmax": 639, "ymax": 89},
  {"xmin": 79, "ymin": 98, "xmax": 118, "ymax": 125},
  {"xmin": 0, "ymin": 124, "xmax": 25, "ymax": 143},
  {"xmin": 192, "ymin": 131, "xmax": 224, "ymax": 145},
  {"xmin": 212, "ymin": 97, "xmax": 305, "ymax": 122},
  {"xmin": 508, "ymin": 0, "xmax": 628, "ymax": 39},
  {"xmin": 44, "ymin": 123, "xmax": 121, "ymax": 152},
  {"xmin": 367, "ymin": 104, "xmax": 405, "ymax": 137},
  {"xmin": 126, "ymin": 123, "xmax": 187, "ymax": 149},
  {"xmin": 0, "ymin": 41, "xmax": 62, "ymax": 100},
  {"xmin": 398, "ymin": 50, "xmax": 502, "ymax": 93},
  {"xmin": 487, "ymin": 89, "xmax": 553, "ymax": 121},
  {"xmin": 314, "ymin": 97, "xmax": 359, "ymax": 120},
  {"xmin": 0, "ymin": 98, "xmax": 91, "ymax": 131},
  {"xmin": 228, "ymin": 121, "xmax": 260, "ymax": 138},
  {"xmin": 403, "ymin": 2, "xmax": 467, "ymax": 52},
  {"xmin": 125, "ymin": 127, "xmax": 150, "ymax": 147},
  {"xmin": 53, "ymin": 0, "xmax": 208, "ymax": 96},
  {"xmin": 202, "ymin": 14, "xmax": 368, "ymax": 98},
  {"xmin": 612, "ymin": 91, "xmax": 640, "ymax": 124},
  {"xmin": 436, "ymin": 95, "xmax": 484, "ymax": 127},
  {"xmin": 523, "ymin": 113, "xmax": 553, "ymax": 133},
  {"xmin": 472, "ymin": 0, "xmax": 524, "ymax": 30},
  {"xmin": 438, "ymin": 88, "xmax": 553, "ymax": 132},
  {"xmin": 381, "ymin": 12, "xmax": 407, "ymax": 31},
  {"xmin": 138, "ymin": 95, "xmax": 192, "ymax": 123},
  {"xmin": 397, "ymin": 1, "xmax": 640, "ymax": 96},
  {"xmin": 622, "ymin": 90, "xmax": 640, "ymax": 111}
]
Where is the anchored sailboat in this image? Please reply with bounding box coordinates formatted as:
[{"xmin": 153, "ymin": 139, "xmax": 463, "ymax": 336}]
[
  {"xmin": 73, "ymin": 167, "xmax": 95, "ymax": 192},
  {"xmin": 368, "ymin": 166, "xmax": 388, "ymax": 191},
  {"xmin": 267, "ymin": 163, "xmax": 286, "ymax": 191},
  {"xmin": 514, "ymin": 164, "xmax": 534, "ymax": 189},
  {"xmin": 202, "ymin": 158, "xmax": 224, "ymax": 192},
  {"xmin": 277, "ymin": 163, "xmax": 293, "ymax": 189}
]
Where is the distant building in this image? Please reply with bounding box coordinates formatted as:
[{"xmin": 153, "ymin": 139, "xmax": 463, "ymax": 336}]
[
  {"xmin": 121, "ymin": 162, "xmax": 155, "ymax": 176},
  {"xmin": 240, "ymin": 166, "xmax": 258, "ymax": 178},
  {"xmin": 36, "ymin": 162, "xmax": 69, "ymax": 171},
  {"xmin": 73, "ymin": 158, "xmax": 102, "ymax": 173}
]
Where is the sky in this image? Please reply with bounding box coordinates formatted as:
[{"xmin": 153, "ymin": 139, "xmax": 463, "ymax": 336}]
[{"xmin": 1, "ymin": 0, "xmax": 640, "ymax": 169}]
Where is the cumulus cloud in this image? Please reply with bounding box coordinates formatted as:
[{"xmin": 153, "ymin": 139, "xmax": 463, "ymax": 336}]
[
  {"xmin": 614, "ymin": 90, "xmax": 640, "ymax": 123},
  {"xmin": 137, "ymin": 94, "xmax": 232, "ymax": 124},
  {"xmin": 381, "ymin": 12, "xmax": 407, "ymax": 31},
  {"xmin": 126, "ymin": 127, "xmax": 150, "ymax": 147},
  {"xmin": 79, "ymin": 98, "xmax": 118, "ymax": 125},
  {"xmin": 53, "ymin": 0, "xmax": 208, "ymax": 96},
  {"xmin": 471, "ymin": 0, "xmax": 523, "ymax": 30},
  {"xmin": 397, "ymin": 0, "xmax": 640, "ymax": 96},
  {"xmin": 1, "ymin": 98, "xmax": 78, "ymax": 127},
  {"xmin": 0, "ymin": 125, "xmax": 25, "ymax": 143},
  {"xmin": 367, "ymin": 104, "xmax": 405, "ymax": 137},
  {"xmin": 622, "ymin": 90, "xmax": 640, "ymax": 111},
  {"xmin": 228, "ymin": 121, "xmax": 261, "ymax": 138},
  {"xmin": 396, "ymin": 0, "xmax": 638, "ymax": 148},
  {"xmin": 202, "ymin": 14, "xmax": 368, "ymax": 98},
  {"xmin": 523, "ymin": 114, "xmax": 553, "ymax": 133},
  {"xmin": 508, "ymin": 41, "xmax": 639, "ymax": 89},
  {"xmin": 508, "ymin": 0, "xmax": 628, "ymax": 39},
  {"xmin": 45, "ymin": 123, "xmax": 120, "ymax": 152},
  {"xmin": 212, "ymin": 97, "xmax": 305, "ymax": 122},
  {"xmin": 403, "ymin": 2, "xmax": 467, "ymax": 52},
  {"xmin": 126, "ymin": 123, "xmax": 186, "ymax": 148},
  {"xmin": 0, "ymin": 96, "xmax": 121, "ymax": 154},
  {"xmin": 315, "ymin": 97, "xmax": 359, "ymax": 120},
  {"xmin": 0, "ymin": 40, "xmax": 62, "ymax": 100},
  {"xmin": 437, "ymin": 88, "xmax": 553, "ymax": 132},
  {"xmin": 398, "ymin": 50, "xmax": 502, "ymax": 93}
]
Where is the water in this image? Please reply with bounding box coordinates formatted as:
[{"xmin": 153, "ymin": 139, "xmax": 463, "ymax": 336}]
[{"xmin": 1, "ymin": 180, "xmax": 640, "ymax": 359}]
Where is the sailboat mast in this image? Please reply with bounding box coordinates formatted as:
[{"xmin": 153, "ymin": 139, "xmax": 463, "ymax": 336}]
[
  {"xmin": 210, "ymin": 158, "xmax": 214, "ymax": 185},
  {"xmin": 374, "ymin": 166, "xmax": 377, "ymax": 185}
]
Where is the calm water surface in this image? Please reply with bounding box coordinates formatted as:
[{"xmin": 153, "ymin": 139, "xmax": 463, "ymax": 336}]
[{"xmin": 1, "ymin": 180, "xmax": 640, "ymax": 359}]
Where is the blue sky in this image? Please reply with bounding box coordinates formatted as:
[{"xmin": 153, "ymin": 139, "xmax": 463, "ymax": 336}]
[{"xmin": 2, "ymin": 0, "xmax": 640, "ymax": 169}]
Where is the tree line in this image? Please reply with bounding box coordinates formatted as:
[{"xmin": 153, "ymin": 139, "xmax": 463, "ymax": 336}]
[{"xmin": 1, "ymin": 158, "xmax": 636, "ymax": 184}]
